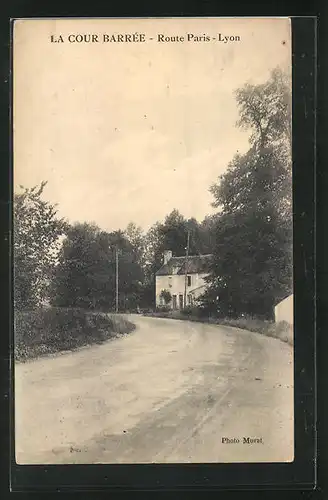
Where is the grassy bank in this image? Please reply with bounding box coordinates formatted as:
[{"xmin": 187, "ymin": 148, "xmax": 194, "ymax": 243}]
[
  {"xmin": 218, "ymin": 317, "xmax": 293, "ymax": 345},
  {"xmin": 143, "ymin": 310, "xmax": 293, "ymax": 346},
  {"xmin": 15, "ymin": 307, "xmax": 136, "ymax": 362}
]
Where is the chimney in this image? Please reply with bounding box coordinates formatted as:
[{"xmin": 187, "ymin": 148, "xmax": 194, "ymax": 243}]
[{"xmin": 163, "ymin": 250, "xmax": 172, "ymax": 265}]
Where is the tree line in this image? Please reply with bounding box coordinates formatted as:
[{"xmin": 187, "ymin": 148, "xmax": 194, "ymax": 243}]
[
  {"xmin": 14, "ymin": 67, "xmax": 292, "ymax": 319},
  {"xmin": 14, "ymin": 195, "xmax": 216, "ymax": 312}
]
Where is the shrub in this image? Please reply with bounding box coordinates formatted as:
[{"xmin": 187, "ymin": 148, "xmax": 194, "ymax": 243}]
[
  {"xmin": 14, "ymin": 307, "xmax": 135, "ymax": 361},
  {"xmin": 180, "ymin": 306, "xmax": 207, "ymax": 318},
  {"xmin": 155, "ymin": 305, "xmax": 171, "ymax": 313},
  {"xmin": 159, "ymin": 289, "xmax": 172, "ymax": 305},
  {"xmin": 180, "ymin": 306, "xmax": 192, "ymax": 316}
]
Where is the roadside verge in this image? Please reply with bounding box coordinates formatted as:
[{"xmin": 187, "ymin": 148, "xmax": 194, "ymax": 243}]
[
  {"xmin": 142, "ymin": 311, "xmax": 293, "ymax": 346},
  {"xmin": 15, "ymin": 308, "xmax": 136, "ymax": 362}
]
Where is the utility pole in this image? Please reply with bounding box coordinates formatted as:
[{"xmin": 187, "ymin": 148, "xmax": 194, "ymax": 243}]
[
  {"xmin": 184, "ymin": 230, "xmax": 190, "ymax": 309},
  {"xmin": 115, "ymin": 248, "xmax": 119, "ymax": 313}
]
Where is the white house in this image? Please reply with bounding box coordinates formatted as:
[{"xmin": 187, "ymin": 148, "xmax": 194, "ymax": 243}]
[
  {"xmin": 155, "ymin": 250, "xmax": 213, "ymax": 309},
  {"xmin": 274, "ymin": 293, "xmax": 294, "ymax": 325}
]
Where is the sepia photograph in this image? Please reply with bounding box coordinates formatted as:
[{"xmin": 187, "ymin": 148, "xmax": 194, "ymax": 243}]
[{"xmin": 13, "ymin": 17, "xmax": 293, "ymax": 464}]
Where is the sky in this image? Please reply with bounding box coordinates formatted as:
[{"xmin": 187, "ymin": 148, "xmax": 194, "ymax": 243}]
[{"xmin": 14, "ymin": 18, "xmax": 291, "ymax": 232}]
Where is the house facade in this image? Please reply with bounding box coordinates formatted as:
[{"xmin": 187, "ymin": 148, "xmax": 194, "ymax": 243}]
[{"xmin": 155, "ymin": 250, "xmax": 213, "ymax": 309}]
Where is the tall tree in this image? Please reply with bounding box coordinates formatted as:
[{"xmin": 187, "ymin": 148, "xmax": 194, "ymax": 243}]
[
  {"xmin": 52, "ymin": 224, "xmax": 144, "ymax": 311},
  {"xmin": 186, "ymin": 216, "xmax": 216, "ymax": 255},
  {"xmin": 124, "ymin": 222, "xmax": 146, "ymax": 267},
  {"xmin": 202, "ymin": 68, "xmax": 292, "ymax": 319},
  {"xmin": 198, "ymin": 215, "xmax": 219, "ymax": 254},
  {"xmin": 150, "ymin": 210, "xmax": 204, "ymax": 259},
  {"xmin": 160, "ymin": 209, "xmax": 189, "ymax": 256},
  {"xmin": 14, "ymin": 182, "xmax": 68, "ymax": 309},
  {"xmin": 108, "ymin": 229, "xmax": 145, "ymax": 309},
  {"xmin": 235, "ymin": 67, "xmax": 292, "ymax": 149}
]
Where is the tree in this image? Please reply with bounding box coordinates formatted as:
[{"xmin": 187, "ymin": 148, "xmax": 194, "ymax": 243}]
[
  {"xmin": 108, "ymin": 229, "xmax": 145, "ymax": 310},
  {"xmin": 198, "ymin": 215, "xmax": 220, "ymax": 254},
  {"xmin": 14, "ymin": 182, "xmax": 68, "ymax": 309},
  {"xmin": 145, "ymin": 210, "xmax": 208, "ymax": 264},
  {"xmin": 187, "ymin": 216, "xmax": 217, "ymax": 255},
  {"xmin": 160, "ymin": 209, "xmax": 188, "ymax": 256},
  {"xmin": 52, "ymin": 224, "xmax": 144, "ymax": 311},
  {"xmin": 210, "ymin": 144, "xmax": 292, "ymax": 221},
  {"xmin": 202, "ymin": 68, "xmax": 292, "ymax": 319},
  {"xmin": 124, "ymin": 222, "xmax": 146, "ymax": 267},
  {"xmin": 235, "ymin": 67, "xmax": 291, "ymax": 149}
]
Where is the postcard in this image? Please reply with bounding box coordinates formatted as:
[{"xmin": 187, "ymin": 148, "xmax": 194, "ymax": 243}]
[{"xmin": 13, "ymin": 17, "xmax": 293, "ymax": 464}]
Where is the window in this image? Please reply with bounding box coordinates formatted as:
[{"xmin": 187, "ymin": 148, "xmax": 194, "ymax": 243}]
[
  {"xmin": 188, "ymin": 294, "xmax": 193, "ymax": 306},
  {"xmin": 172, "ymin": 295, "xmax": 177, "ymax": 309},
  {"xmin": 187, "ymin": 275, "xmax": 192, "ymax": 287}
]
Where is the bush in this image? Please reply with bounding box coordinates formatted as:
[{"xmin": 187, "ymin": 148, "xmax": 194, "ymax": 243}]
[
  {"xmin": 180, "ymin": 306, "xmax": 207, "ymax": 318},
  {"xmin": 180, "ymin": 306, "xmax": 192, "ymax": 316},
  {"xmin": 155, "ymin": 305, "xmax": 171, "ymax": 313},
  {"xmin": 159, "ymin": 289, "xmax": 172, "ymax": 305},
  {"xmin": 14, "ymin": 307, "xmax": 135, "ymax": 361}
]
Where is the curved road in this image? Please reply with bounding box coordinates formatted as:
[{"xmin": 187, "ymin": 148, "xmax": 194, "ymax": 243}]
[{"xmin": 15, "ymin": 315, "xmax": 294, "ymax": 464}]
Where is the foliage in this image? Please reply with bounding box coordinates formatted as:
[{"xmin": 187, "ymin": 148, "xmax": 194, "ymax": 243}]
[
  {"xmin": 15, "ymin": 307, "xmax": 136, "ymax": 361},
  {"xmin": 157, "ymin": 210, "xmax": 214, "ymax": 257},
  {"xmin": 155, "ymin": 305, "xmax": 171, "ymax": 313},
  {"xmin": 51, "ymin": 223, "xmax": 145, "ymax": 311},
  {"xmin": 210, "ymin": 145, "xmax": 292, "ymax": 220},
  {"xmin": 124, "ymin": 222, "xmax": 155, "ymax": 308},
  {"xmin": 143, "ymin": 210, "xmax": 215, "ymax": 285},
  {"xmin": 14, "ymin": 68, "xmax": 292, "ymax": 320},
  {"xmin": 160, "ymin": 289, "xmax": 172, "ymax": 305},
  {"xmin": 235, "ymin": 67, "xmax": 292, "ymax": 148},
  {"xmin": 124, "ymin": 222, "xmax": 146, "ymax": 267},
  {"xmin": 14, "ymin": 182, "xmax": 68, "ymax": 309},
  {"xmin": 201, "ymin": 68, "xmax": 293, "ymax": 319},
  {"xmin": 197, "ymin": 215, "xmax": 219, "ymax": 255},
  {"xmin": 180, "ymin": 305, "xmax": 207, "ymax": 318}
]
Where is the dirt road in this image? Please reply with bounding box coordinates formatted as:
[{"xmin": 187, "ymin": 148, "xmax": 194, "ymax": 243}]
[{"xmin": 15, "ymin": 315, "xmax": 294, "ymax": 464}]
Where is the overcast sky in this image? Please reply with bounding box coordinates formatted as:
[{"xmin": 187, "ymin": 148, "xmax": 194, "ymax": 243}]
[{"xmin": 14, "ymin": 18, "xmax": 291, "ymax": 232}]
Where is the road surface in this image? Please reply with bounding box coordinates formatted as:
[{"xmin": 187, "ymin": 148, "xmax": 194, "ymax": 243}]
[{"xmin": 15, "ymin": 315, "xmax": 294, "ymax": 464}]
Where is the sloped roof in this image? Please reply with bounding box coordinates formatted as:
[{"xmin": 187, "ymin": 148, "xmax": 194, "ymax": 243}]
[{"xmin": 156, "ymin": 254, "xmax": 213, "ymax": 276}]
